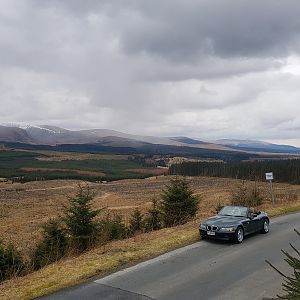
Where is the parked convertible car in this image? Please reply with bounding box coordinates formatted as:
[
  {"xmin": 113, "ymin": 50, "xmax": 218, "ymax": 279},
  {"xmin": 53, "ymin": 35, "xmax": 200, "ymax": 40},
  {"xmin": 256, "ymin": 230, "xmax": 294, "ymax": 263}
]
[{"xmin": 199, "ymin": 205, "xmax": 269, "ymax": 243}]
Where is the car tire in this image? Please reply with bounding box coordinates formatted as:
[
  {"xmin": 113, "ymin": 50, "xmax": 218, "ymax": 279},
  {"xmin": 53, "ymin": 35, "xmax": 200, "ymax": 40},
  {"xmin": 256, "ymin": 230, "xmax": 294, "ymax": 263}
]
[
  {"xmin": 261, "ymin": 219, "xmax": 269, "ymax": 234},
  {"xmin": 234, "ymin": 226, "xmax": 244, "ymax": 244}
]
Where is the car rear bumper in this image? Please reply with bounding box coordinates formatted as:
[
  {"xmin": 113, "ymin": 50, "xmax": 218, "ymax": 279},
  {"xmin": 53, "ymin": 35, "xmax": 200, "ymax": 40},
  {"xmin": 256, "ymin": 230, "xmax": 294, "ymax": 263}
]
[{"xmin": 199, "ymin": 229, "xmax": 236, "ymax": 241}]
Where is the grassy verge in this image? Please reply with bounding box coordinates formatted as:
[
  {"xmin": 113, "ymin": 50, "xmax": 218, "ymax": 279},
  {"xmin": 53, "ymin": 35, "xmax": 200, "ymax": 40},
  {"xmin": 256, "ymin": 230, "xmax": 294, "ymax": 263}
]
[
  {"xmin": 0, "ymin": 223, "xmax": 199, "ymax": 300},
  {"xmin": 1, "ymin": 202, "xmax": 300, "ymax": 300},
  {"xmin": 266, "ymin": 203, "xmax": 300, "ymax": 218}
]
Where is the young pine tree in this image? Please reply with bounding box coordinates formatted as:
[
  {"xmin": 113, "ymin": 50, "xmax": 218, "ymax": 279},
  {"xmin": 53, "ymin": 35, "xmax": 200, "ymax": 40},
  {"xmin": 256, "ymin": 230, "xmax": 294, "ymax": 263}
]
[
  {"xmin": 231, "ymin": 181, "xmax": 264, "ymax": 207},
  {"xmin": 129, "ymin": 209, "xmax": 145, "ymax": 235},
  {"xmin": 160, "ymin": 177, "xmax": 199, "ymax": 227},
  {"xmin": 145, "ymin": 198, "xmax": 163, "ymax": 231},
  {"xmin": 64, "ymin": 186, "xmax": 101, "ymax": 252},
  {"xmin": 231, "ymin": 181, "xmax": 248, "ymax": 206},
  {"xmin": 248, "ymin": 182, "xmax": 264, "ymax": 206},
  {"xmin": 0, "ymin": 241, "xmax": 25, "ymax": 281},
  {"xmin": 266, "ymin": 229, "xmax": 300, "ymax": 299},
  {"xmin": 32, "ymin": 219, "xmax": 67, "ymax": 270},
  {"xmin": 99, "ymin": 213, "xmax": 128, "ymax": 242}
]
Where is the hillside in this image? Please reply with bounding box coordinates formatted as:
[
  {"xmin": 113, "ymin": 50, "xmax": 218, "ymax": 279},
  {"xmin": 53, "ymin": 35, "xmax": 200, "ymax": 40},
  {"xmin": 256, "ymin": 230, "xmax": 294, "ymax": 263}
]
[{"xmin": 0, "ymin": 124, "xmax": 299, "ymax": 155}]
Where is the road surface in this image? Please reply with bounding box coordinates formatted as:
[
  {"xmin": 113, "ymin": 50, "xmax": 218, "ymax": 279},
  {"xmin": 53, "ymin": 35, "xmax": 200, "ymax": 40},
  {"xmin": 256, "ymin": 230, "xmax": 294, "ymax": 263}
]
[{"xmin": 40, "ymin": 212, "xmax": 300, "ymax": 300}]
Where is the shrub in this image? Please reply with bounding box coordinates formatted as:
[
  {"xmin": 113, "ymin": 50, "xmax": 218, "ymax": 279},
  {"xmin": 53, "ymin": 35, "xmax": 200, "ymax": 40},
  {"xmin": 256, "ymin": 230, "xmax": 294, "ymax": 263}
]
[
  {"xmin": 64, "ymin": 186, "xmax": 101, "ymax": 252},
  {"xmin": 231, "ymin": 181, "xmax": 264, "ymax": 207},
  {"xmin": 129, "ymin": 209, "xmax": 145, "ymax": 235},
  {"xmin": 99, "ymin": 214, "xmax": 128, "ymax": 242},
  {"xmin": 32, "ymin": 219, "xmax": 68, "ymax": 270},
  {"xmin": 248, "ymin": 182, "xmax": 264, "ymax": 206},
  {"xmin": 160, "ymin": 177, "xmax": 199, "ymax": 227},
  {"xmin": 0, "ymin": 241, "xmax": 25, "ymax": 282},
  {"xmin": 231, "ymin": 181, "xmax": 248, "ymax": 206},
  {"xmin": 145, "ymin": 198, "xmax": 163, "ymax": 231}
]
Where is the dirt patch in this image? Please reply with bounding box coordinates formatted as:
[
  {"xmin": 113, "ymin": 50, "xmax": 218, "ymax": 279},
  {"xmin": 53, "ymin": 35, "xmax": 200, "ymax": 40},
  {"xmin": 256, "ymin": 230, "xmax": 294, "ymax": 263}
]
[
  {"xmin": 15, "ymin": 149, "xmax": 129, "ymax": 161},
  {"xmin": 126, "ymin": 168, "xmax": 168, "ymax": 175},
  {"xmin": 20, "ymin": 167, "xmax": 105, "ymax": 177}
]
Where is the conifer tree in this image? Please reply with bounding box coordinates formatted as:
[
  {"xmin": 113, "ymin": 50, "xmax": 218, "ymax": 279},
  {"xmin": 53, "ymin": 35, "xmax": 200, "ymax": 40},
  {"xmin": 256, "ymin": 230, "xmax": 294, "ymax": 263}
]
[
  {"xmin": 0, "ymin": 241, "xmax": 25, "ymax": 281},
  {"xmin": 160, "ymin": 177, "xmax": 199, "ymax": 227},
  {"xmin": 32, "ymin": 219, "xmax": 67, "ymax": 270},
  {"xmin": 266, "ymin": 229, "xmax": 300, "ymax": 299},
  {"xmin": 64, "ymin": 186, "xmax": 100, "ymax": 252},
  {"xmin": 129, "ymin": 209, "xmax": 144, "ymax": 234},
  {"xmin": 231, "ymin": 181, "xmax": 248, "ymax": 206},
  {"xmin": 231, "ymin": 181, "xmax": 264, "ymax": 207},
  {"xmin": 145, "ymin": 198, "xmax": 162, "ymax": 231}
]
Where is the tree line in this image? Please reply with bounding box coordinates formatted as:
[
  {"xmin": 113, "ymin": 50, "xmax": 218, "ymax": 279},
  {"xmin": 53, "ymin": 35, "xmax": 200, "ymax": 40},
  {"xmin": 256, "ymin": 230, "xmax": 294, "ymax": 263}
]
[{"xmin": 169, "ymin": 159, "xmax": 300, "ymax": 184}]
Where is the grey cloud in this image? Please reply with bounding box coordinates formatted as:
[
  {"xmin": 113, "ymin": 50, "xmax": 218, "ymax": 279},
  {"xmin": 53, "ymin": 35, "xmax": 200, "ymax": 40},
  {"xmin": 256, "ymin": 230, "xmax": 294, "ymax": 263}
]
[
  {"xmin": 107, "ymin": 0, "xmax": 300, "ymax": 61},
  {"xmin": 0, "ymin": 0, "xmax": 300, "ymax": 146},
  {"xmin": 32, "ymin": 1, "xmax": 300, "ymax": 61}
]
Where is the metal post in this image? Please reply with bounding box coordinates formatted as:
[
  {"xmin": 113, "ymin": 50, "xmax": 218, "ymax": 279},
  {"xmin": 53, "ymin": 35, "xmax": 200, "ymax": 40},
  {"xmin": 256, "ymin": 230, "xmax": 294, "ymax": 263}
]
[{"xmin": 269, "ymin": 180, "xmax": 275, "ymax": 205}]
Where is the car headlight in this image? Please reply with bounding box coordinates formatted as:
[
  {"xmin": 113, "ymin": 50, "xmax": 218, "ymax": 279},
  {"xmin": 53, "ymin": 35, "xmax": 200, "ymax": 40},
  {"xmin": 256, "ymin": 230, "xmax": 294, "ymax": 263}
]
[
  {"xmin": 220, "ymin": 227, "xmax": 236, "ymax": 232},
  {"xmin": 200, "ymin": 224, "xmax": 206, "ymax": 230}
]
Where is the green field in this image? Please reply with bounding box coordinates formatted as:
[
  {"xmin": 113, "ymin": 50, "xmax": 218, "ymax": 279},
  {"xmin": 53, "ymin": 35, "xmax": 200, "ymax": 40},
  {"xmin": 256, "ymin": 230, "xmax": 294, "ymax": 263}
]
[{"xmin": 0, "ymin": 150, "xmax": 160, "ymax": 182}]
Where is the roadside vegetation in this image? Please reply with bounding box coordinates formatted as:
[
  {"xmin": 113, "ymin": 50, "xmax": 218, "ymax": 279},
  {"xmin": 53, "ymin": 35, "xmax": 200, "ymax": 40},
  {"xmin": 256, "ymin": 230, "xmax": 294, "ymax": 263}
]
[
  {"xmin": 0, "ymin": 178, "xmax": 198, "ymax": 286},
  {"xmin": 266, "ymin": 229, "xmax": 300, "ymax": 299},
  {"xmin": 230, "ymin": 180, "xmax": 264, "ymax": 207},
  {"xmin": 1, "ymin": 175, "xmax": 300, "ymax": 299}
]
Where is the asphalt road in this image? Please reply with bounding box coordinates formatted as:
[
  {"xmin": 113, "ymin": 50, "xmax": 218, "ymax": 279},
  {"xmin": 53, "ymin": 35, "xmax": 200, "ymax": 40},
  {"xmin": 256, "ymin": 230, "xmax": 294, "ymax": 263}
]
[{"xmin": 40, "ymin": 212, "xmax": 300, "ymax": 300}]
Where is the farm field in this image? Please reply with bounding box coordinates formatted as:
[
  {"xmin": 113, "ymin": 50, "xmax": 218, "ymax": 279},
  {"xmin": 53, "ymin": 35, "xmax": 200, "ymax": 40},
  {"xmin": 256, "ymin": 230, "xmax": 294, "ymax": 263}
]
[{"xmin": 1, "ymin": 175, "xmax": 300, "ymax": 255}]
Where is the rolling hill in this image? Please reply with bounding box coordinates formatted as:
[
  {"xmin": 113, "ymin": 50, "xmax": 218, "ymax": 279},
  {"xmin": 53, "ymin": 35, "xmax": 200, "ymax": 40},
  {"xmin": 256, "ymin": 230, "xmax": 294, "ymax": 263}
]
[{"xmin": 0, "ymin": 123, "xmax": 299, "ymax": 155}]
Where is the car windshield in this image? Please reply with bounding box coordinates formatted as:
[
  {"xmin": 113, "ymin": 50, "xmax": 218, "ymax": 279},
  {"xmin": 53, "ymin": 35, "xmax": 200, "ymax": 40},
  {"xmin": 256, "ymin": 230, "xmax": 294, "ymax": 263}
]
[{"xmin": 218, "ymin": 206, "xmax": 248, "ymax": 217}]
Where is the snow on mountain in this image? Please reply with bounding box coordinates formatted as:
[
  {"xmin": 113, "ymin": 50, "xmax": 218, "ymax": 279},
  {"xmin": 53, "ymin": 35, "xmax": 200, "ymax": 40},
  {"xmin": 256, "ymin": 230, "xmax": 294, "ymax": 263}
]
[{"xmin": 0, "ymin": 123, "xmax": 299, "ymax": 153}]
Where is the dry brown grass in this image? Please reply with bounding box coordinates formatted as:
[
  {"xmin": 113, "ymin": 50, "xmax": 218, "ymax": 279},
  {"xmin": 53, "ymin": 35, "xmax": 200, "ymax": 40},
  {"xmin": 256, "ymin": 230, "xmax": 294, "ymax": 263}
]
[
  {"xmin": 15, "ymin": 149, "xmax": 129, "ymax": 161},
  {"xmin": 0, "ymin": 222, "xmax": 199, "ymax": 300},
  {"xmin": 126, "ymin": 168, "xmax": 168, "ymax": 175},
  {"xmin": 1, "ymin": 176, "xmax": 300, "ymax": 253},
  {"xmin": 0, "ymin": 176, "xmax": 300, "ymax": 299}
]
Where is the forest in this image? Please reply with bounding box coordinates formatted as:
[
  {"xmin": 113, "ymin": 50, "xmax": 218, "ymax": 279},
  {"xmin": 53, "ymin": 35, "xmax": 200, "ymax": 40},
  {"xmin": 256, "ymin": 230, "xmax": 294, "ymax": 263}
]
[{"xmin": 169, "ymin": 159, "xmax": 300, "ymax": 184}]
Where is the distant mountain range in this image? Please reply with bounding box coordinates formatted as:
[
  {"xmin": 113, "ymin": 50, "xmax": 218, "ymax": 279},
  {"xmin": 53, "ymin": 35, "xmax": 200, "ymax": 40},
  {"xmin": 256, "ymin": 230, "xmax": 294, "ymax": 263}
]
[
  {"xmin": 0, "ymin": 123, "xmax": 299, "ymax": 154},
  {"xmin": 216, "ymin": 139, "xmax": 300, "ymax": 153}
]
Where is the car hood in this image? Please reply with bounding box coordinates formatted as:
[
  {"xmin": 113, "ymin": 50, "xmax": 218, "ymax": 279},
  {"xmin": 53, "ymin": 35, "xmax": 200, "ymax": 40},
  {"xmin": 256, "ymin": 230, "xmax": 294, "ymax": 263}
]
[{"xmin": 202, "ymin": 215, "xmax": 247, "ymax": 227}]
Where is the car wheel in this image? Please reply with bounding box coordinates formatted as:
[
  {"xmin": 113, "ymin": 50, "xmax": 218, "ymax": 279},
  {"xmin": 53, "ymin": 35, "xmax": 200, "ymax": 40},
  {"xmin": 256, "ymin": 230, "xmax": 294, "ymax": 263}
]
[
  {"xmin": 261, "ymin": 219, "xmax": 269, "ymax": 234},
  {"xmin": 234, "ymin": 227, "xmax": 244, "ymax": 244}
]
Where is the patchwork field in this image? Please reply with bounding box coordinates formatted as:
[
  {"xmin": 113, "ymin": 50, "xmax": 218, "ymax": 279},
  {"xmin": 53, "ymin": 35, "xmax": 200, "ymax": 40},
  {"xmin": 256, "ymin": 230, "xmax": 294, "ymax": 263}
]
[{"xmin": 0, "ymin": 150, "xmax": 165, "ymax": 182}]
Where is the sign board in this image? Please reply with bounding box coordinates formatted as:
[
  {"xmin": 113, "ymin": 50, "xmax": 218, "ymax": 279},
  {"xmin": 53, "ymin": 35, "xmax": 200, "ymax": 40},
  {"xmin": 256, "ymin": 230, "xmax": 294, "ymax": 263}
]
[{"xmin": 265, "ymin": 172, "xmax": 274, "ymax": 181}]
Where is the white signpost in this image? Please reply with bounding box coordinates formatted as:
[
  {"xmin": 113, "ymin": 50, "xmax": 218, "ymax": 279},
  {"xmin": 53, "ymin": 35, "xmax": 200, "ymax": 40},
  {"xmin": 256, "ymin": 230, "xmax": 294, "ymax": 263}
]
[{"xmin": 265, "ymin": 172, "xmax": 275, "ymax": 205}]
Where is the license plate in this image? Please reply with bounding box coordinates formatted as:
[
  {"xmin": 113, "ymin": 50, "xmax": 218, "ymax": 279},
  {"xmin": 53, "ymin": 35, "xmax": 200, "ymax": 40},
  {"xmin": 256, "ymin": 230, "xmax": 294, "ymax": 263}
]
[{"xmin": 207, "ymin": 231, "xmax": 215, "ymax": 236}]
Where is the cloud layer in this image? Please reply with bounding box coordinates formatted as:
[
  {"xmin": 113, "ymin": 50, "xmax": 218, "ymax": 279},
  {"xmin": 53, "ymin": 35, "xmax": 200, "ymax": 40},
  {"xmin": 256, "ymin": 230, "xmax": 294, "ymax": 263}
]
[{"xmin": 1, "ymin": 0, "xmax": 300, "ymax": 145}]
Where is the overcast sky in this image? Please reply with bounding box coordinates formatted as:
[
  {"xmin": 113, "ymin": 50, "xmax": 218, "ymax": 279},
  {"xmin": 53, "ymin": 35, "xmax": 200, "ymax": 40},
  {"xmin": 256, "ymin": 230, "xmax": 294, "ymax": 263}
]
[{"xmin": 1, "ymin": 0, "xmax": 300, "ymax": 146}]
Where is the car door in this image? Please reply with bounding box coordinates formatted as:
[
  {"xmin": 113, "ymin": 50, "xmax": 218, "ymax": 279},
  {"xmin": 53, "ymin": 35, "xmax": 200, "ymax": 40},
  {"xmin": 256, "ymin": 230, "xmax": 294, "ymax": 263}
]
[
  {"xmin": 244, "ymin": 209, "xmax": 257, "ymax": 234},
  {"xmin": 242, "ymin": 218, "xmax": 253, "ymax": 234},
  {"xmin": 252, "ymin": 214, "xmax": 263, "ymax": 232}
]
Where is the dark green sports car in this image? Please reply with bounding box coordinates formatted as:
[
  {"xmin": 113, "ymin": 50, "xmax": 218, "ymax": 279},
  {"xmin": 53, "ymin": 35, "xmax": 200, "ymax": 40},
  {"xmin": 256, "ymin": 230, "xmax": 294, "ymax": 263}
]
[{"xmin": 199, "ymin": 205, "xmax": 269, "ymax": 243}]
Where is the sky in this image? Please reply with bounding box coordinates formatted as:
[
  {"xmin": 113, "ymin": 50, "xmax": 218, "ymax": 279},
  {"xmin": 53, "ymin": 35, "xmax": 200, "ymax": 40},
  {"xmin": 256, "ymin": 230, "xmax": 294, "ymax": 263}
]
[{"xmin": 1, "ymin": 0, "xmax": 300, "ymax": 146}]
